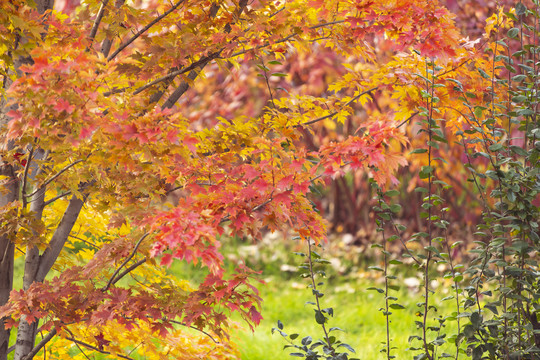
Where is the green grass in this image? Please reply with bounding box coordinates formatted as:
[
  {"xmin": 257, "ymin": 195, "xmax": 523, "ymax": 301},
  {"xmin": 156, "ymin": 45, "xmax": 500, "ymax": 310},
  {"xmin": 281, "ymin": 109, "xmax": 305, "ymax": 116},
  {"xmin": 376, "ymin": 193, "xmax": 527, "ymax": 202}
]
[
  {"xmin": 8, "ymin": 236, "xmax": 463, "ymax": 359},
  {"xmin": 232, "ymin": 275, "xmax": 461, "ymax": 360}
]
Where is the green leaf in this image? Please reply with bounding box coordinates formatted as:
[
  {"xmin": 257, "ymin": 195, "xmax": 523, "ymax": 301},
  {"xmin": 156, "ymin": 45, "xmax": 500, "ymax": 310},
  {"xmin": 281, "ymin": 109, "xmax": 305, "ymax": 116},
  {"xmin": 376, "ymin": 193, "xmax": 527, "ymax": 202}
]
[
  {"xmin": 385, "ymin": 190, "xmax": 400, "ymax": 197},
  {"xmin": 301, "ymin": 336, "xmax": 312, "ymax": 345},
  {"xmin": 474, "ymin": 106, "xmax": 483, "ymax": 119},
  {"xmin": 510, "ymin": 145, "xmax": 528, "ymax": 156},
  {"xmin": 277, "ymin": 320, "xmax": 284, "ymax": 330},
  {"xmin": 515, "ymin": 2, "xmax": 527, "ymax": 15},
  {"xmin": 389, "ymin": 303, "xmax": 405, "ymax": 310},
  {"xmin": 338, "ymin": 343, "xmax": 356, "ymax": 353},
  {"xmin": 329, "ymin": 327, "xmax": 345, "ymax": 332},
  {"xmin": 512, "ymin": 95, "xmax": 527, "ymax": 103},
  {"xmin": 507, "ymin": 27, "xmax": 520, "ymax": 38},
  {"xmin": 315, "ymin": 310, "xmax": 326, "ymax": 324}
]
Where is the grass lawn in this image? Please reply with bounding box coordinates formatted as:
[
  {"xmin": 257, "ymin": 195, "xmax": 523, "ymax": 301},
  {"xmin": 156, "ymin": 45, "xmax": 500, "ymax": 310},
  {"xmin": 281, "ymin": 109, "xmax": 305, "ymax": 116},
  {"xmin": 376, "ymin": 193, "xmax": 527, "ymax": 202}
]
[
  {"xmin": 8, "ymin": 236, "xmax": 463, "ymax": 359},
  {"xmin": 231, "ymin": 274, "xmax": 461, "ymax": 360}
]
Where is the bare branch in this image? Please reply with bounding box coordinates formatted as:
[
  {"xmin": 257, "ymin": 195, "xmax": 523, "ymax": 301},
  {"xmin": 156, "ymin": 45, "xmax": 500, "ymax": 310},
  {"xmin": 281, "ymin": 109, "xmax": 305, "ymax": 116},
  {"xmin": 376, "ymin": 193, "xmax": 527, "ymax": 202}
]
[
  {"xmin": 64, "ymin": 336, "xmax": 134, "ymax": 360},
  {"xmin": 300, "ymin": 86, "xmax": 378, "ymax": 126},
  {"xmin": 24, "ymin": 159, "xmax": 84, "ymax": 198},
  {"xmin": 20, "ymin": 147, "xmax": 34, "ymax": 208},
  {"xmin": 21, "ymin": 328, "xmax": 57, "ymax": 360},
  {"xmin": 107, "ymin": 0, "xmax": 187, "ymax": 61},
  {"xmin": 161, "ymin": 68, "xmax": 201, "ymax": 109},
  {"xmin": 68, "ymin": 234, "xmax": 99, "ymax": 250},
  {"xmin": 42, "ymin": 190, "xmax": 72, "ymax": 207},
  {"xmin": 169, "ymin": 319, "xmax": 220, "ymax": 344},
  {"xmin": 111, "ymin": 258, "xmax": 146, "ymax": 286},
  {"xmin": 103, "ymin": 233, "xmax": 149, "ymax": 291},
  {"xmin": 227, "ymin": 20, "xmax": 345, "ymax": 58},
  {"xmin": 396, "ymin": 111, "xmax": 418, "ymax": 128},
  {"xmin": 88, "ymin": 0, "xmax": 110, "ymax": 45},
  {"xmin": 36, "ymin": 194, "xmax": 87, "ymax": 282},
  {"xmin": 133, "ymin": 50, "xmax": 221, "ymax": 98}
]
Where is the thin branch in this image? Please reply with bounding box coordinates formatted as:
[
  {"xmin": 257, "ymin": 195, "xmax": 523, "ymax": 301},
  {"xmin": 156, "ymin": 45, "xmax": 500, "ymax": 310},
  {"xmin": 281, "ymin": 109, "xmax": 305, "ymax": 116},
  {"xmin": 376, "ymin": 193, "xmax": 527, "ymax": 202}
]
[
  {"xmin": 161, "ymin": 67, "xmax": 203, "ymax": 109},
  {"xmin": 227, "ymin": 20, "xmax": 345, "ymax": 58},
  {"xmin": 64, "ymin": 336, "xmax": 134, "ymax": 360},
  {"xmin": 103, "ymin": 233, "xmax": 149, "ymax": 291},
  {"xmin": 111, "ymin": 258, "xmax": 147, "ymax": 286},
  {"xmin": 68, "ymin": 234, "xmax": 100, "ymax": 250},
  {"xmin": 300, "ymin": 86, "xmax": 378, "ymax": 126},
  {"xmin": 24, "ymin": 159, "xmax": 84, "ymax": 198},
  {"xmin": 42, "ymin": 190, "xmax": 72, "ymax": 207},
  {"xmin": 36, "ymin": 194, "xmax": 87, "ymax": 282},
  {"xmin": 397, "ymin": 111, "xmax": 418, "ymax": 128},
  {"xmin": 132, "ymin": 51, "xmax": 220, "ymax": 96},
  {"xmin": 119, "ymin": 19, "xmax": 344, "ymax": 98},
  {"xmin": 88, "ymin": 0, "xmax": 110, "ymax": 45},
  {"xmin": 169, "ymin": 319, "xmax": 220, "ymax": 344},
  {"xmin": 21, "ymin": 328, "xmax": 57, "ymax": 360},
  {"xmin": 107, "ymin": 0, "xmax": 187, "ymax": 61},
  {"xmin": 21, "ymin": 146, "xmax": 35, "ymax": 208}
]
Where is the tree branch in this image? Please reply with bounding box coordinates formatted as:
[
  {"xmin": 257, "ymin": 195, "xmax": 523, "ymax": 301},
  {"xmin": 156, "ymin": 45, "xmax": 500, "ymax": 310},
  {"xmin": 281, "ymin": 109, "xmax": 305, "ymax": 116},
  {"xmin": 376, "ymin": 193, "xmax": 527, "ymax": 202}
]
[
  {"xmin": 107, "ymin": 0, "xmax": 187, "ymax": 61},
  {"xmin": 103, "ymin": 233, "xmax": 149, "ymax": 291},
  {"xmin": 227, "ymin": 20, "xmax": 345, "ymax": 58},
  {"xmin": 21, "ymin": 328, "xmax": 57, "ymax": 360},
  {"xmin": 88, "ymin": 0, "xmax": 110, "ymax": 45},
  {"xmin": 42, "ymin": 190, "xmax": 72, "ymax": 207},
  {"xmin": 111, "ymin": 258, "xmax": 146, "ymax": 286},
  {"xmin": 20, "ymin": 147, "xmax": 34, "ymax": 208},
  {"xmin": 159, "ymin": 0, "xmax": 247, "ymax": 108},
  {"xmin": 64, "ymin": 336, "xmax": 134, "ymax": 360},
  {"xmin": 169, "ymin": 319, "xmax": 219, "ymax": 344},
  {"xmin": 36, "ymin": 194, "xmax": 87, "ymax": 282},
  {"xmin": 127, "ymin": 52, "xmax": 220, "ymax": 97},
  {"xmin": 300, "ymin": 86, "xmax": 378, "ymax": 126},
  {"xmin": 24, "ymin": 159, "xmax": 84, "ymax": 199}
]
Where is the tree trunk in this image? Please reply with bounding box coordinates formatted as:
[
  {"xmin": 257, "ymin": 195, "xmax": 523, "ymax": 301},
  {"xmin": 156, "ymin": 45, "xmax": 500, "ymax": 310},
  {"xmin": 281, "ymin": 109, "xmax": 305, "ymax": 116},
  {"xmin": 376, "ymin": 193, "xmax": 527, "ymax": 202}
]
[
  {"xmin": 0, "ymin": 166, "xmax": 19, "ymax": 360},
  {"xmin": 1, "ymin": 2, "xmax": 55, "ymax": 359},
  {"xmin": 13, "ymin": 195, "xmax": 84, "ymax": 360}
]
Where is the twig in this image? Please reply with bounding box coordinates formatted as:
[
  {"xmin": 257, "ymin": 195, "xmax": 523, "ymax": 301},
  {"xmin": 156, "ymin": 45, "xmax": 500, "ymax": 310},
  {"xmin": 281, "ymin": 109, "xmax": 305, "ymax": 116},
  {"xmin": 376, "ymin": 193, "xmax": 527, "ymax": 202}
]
[
  {"xmin": 169, "ymin": 319, "xmax": 220, "ymax": 344},
  {"xmin": 21, "ymin": 328, "xmax": 57, "ymax": 360},
  {"xmin": 24, "ymin": 159, "xmax": 84, "ymax": 198},
  {"xmin": 111, "ymin": 258, "xmax": 147, "ymax": 286},
  {"xmin": 64, "ymin": 336, "xmax": 134, "ymax": 360},
  {"xmin": 132, "ymin": 51, "xmax": 221, "ymax": 96},
  {"xmin": 88, "ymin": 0, "xmax": 110, "ymax": 45},
  {"xmin": 107, "ymin": 0, "xmax": 187, "ymax": 61},
  {"xmin": 21, "ymin": 146, "xmax": 35, "ymax": 208},
  {"xmin": 397, "ymin": 111, "xmax": 418, "ymax": 128},
  {"xmin": 68, "ymin": 234, "xmax": 99, "ymax": 250},
  {"xmin": 300, "ymin": 87, "xmax": 378, "ymax": 126},
  {"xmin": 42, "ymin": 190, "xmax": 72, "ymax": 207},
  {"xmin": 306, "ymin": 240, "xmax": 335, "ymax": 356},
  {"xmin": 227, "ymin": 20, "xmax": 345, "ymax": 58},
  {"xmin": 103, "ymin": 233, "xmax": 149, "ymax": 291}
]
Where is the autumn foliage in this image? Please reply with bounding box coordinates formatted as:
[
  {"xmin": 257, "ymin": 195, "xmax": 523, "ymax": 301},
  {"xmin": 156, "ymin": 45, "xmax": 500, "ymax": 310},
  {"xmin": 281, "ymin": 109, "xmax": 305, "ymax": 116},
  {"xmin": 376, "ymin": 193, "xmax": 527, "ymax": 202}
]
[{"xmin": 0, "ymin": 0, "xmax": 532, "ymax": 359}]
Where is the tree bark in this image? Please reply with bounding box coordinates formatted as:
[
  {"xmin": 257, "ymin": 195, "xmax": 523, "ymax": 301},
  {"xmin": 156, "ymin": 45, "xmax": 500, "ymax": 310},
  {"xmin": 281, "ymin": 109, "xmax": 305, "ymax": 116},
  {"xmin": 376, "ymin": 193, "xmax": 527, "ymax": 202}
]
[
  {"xmin": 2, "ymin": 2, "xmax": 55, "ymax": 359},
  {"xmin": 0, "ymin": 166, "xmax": 19, "ymax": 360},
  {"xmin": 13, "ymin": 195, "xmax": 84, "ymax": 360}
]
